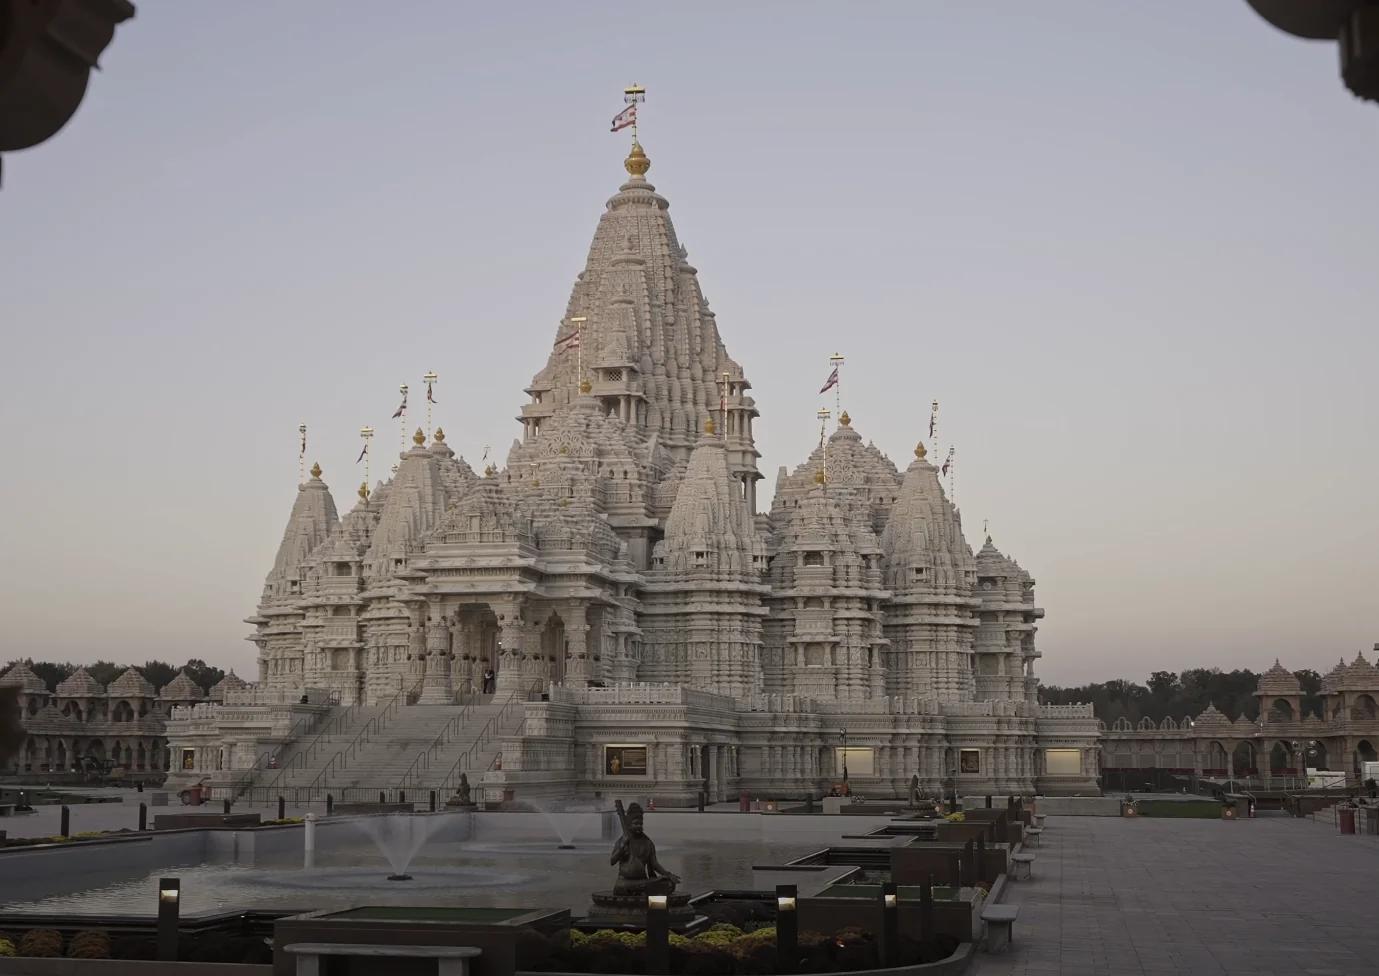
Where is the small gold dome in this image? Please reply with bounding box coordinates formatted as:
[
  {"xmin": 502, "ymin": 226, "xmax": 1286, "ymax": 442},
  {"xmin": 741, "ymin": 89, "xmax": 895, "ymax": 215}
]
[
  {"xmin": 310, "ymin": 462, "xmax": 322, "ymax": 479},
  {"xmin": 624, "ymin": 141, "xmax": 651, "ymax": 178},
  {"xmin": 914, "ymin": 442, "xmax": 927, "ymax": 460},
  {"xmin": 413, "ymin": 428, "xmax": 426, "ymax": 446},
  {"xmin": 358, "ymin": 481, "xmax": 370, "ymax": 501},
  {"xmin": 484, "ymin": 463, "xmax": 497, "ymax": 478},
  {"xmin": 839, "ymin": 410, "xmax": 851, "ymax": 427},
  {"xmin": 433, "ymin": 427, "xmax": 446, "ymax": 443},
  {"xmin": 813, "ymin": 469, "xmax": 827, "ymax": 485},
  {"xmin": 704, "ymin": 416, "xmax": 716, "ymax": 435},
  {"xmin": 579, "ymin": 378, "xmax": 592, "ymax": 394}
]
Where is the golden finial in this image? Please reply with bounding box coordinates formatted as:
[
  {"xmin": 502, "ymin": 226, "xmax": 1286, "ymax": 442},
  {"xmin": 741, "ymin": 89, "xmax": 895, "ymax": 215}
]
[
  {"xmin": 704, "ymin": 416, "xmax": 716, "ymax": 435},
  {"xmin": 484, "ymin": 463, "xmax": 497, "ymax": 478},
  {"xmin": 914, "ymin": 442, "xmax": 927, "ymax": 460},
  {"xmin": 413, "ymin": 427, "xmax": 426, "ymax": 446},
  {"xmin": 839, "ymin": 410, "xmax": 851, "ymax": 427},
  {"xmin": 813, "ymin": 469, "xmax": 827, "ymax": 485},
  {"xmin": 358, "ymin": 481, "xmax": 370, "ymax": 502},
  {"xmin": 625, "ymin": 141, "xmax": 651, "ymax": 178},
  {"xmin": 310, "ymin": 462, "xmax": 322, "ymax": 479},
  {"xmin": 433, "ymin": 427, "xmax": 446, "ymax": 443},
  {"xmin": 579, "ymin": 378, "xmax": 592, "ymax": 394}
]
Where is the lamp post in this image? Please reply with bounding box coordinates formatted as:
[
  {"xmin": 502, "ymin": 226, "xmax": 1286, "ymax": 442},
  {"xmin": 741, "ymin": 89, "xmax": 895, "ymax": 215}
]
[
  {"xmin": 775, "ymin": 884, "xmax": 798, "ymax": 973},
  {"xmin": 157, "ymin": 877, "xmax": 180, "ymax": 961},
  {"xmin": 645, "ymin": 893, "xmax": 670, "ymax": 975}
]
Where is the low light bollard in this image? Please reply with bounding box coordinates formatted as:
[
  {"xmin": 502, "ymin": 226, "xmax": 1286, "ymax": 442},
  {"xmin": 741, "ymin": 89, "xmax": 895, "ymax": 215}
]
[
  {"xmin": 325, "ymin": 794, "xmax": 334, "ymax": 816},
  {"xmin": 157, "ymin": 877, "xmax": 180, "ymax": 961},
  {"xmin": 919, "ymin": 876, "xmax": 935, "ymax": 942},
  {"xmin": 304, "ymin": 813, "xmax": 317, "ymax": 869},
  {"xmin": 645, "ymin": 894, "xmax": 670, "ymax": 975},
  {"xmin": 60, "ymin": 805, "xmax": 70, "ymax": 837},
  {"xmin": 430, "ymin": 790, "xmax": 437, "ymax": 812},
  {"xmin": 880, "ymin": 881, "xmax": 899, "ymax": 968},
  {"xmin": 138, "ymin": 803, "xmax": 147, "ymax": 831},
  {"xmin": 775, "ymin": 884, "xmax": 798, "ymax": 972},
  {"xmin": 277, "ymin": 795, "xmax": 286, "ymax": 821},
  {"xmin": 223, "ymin": 798, "xmax": 232, "ymax": 815}
]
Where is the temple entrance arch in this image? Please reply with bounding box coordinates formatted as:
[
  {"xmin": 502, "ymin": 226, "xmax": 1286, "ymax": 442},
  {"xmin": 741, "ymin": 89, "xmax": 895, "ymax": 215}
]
[
  {"xmin": 1356, "ymin": 740, "xmax": 1377, "ymax": 780},
  {"xmin": 1354, "ymin": 695, "xmax": 1378, "ymax": 720},
  {"xmin": 1206, "ymin": 741, "xmax": 1228, "ymax": 773},
  {"xmin": 1311, "ymin": 741, "xmax": 1330, "ymax": 770},
  {"xmin": 1231, "ymin": 741, "xmax": 1255, "ymax": 777},
  {"xmin": 453, "ymin": 603, "xmax": 501, "ymax": 696}
]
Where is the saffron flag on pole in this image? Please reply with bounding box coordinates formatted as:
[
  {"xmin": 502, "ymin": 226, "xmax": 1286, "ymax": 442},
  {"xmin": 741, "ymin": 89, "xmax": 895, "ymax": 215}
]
[
  {"xmin": 391, "ymin": 392, "xmax": 407, "ymax": 419},
  {"xmin": 611, "ymin": 104, "xmax": 637, "ymax": 132},
  {"xmin": 929, "ymin": 401, "xmax": 938, "ymax": 438},
  {"xmin": 426, "ymin": 381, "xmax": 438, "ymax": 405},
  {"xmin": 299, "ymin": 430, "xmax": 306, "ymax": 457},
  {"xmin": 356, "ymin": 442, "xmax": 369, "ymax": 464},
  {"xmin": 819, "ymin": 367, "xmax": 839, "ymax": 394},
  {"xmin": 555, "ymin": 329, "xmax": 581, "ymax": 352}
]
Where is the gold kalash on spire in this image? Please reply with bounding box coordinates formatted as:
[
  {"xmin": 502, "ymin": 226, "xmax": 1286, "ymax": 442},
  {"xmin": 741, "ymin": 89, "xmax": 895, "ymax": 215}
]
[{"xmin": 614, "ymin": 84, "xmax": 649, "ymax": 177}]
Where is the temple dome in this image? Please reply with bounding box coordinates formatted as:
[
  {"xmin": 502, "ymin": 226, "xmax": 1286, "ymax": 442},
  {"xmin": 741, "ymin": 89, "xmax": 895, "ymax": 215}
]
[
  {"xmin": 159, "ymin": 671, "xmax": 206, "ymax": 701},
  {"xmin": 0, "ymin": 662, "xmax": 48, "ymax": 694},
  {"xmin": 108, "ymin": 667, "xmax": 156, "ymax": 699},
  {"xmin": 1257, "ymin": 659, "xmax": 1301, "ymax": 695},
  {"xmin": 56, "ymin": 667, "xmax": 105, "ymax": 698},
  {"xmin": 209, "ymin": 671, "xmax": 248, "ymax": 701},
  {"xmin": 879, "ymin": 452, "xmax": 975, "ymax": 595}
]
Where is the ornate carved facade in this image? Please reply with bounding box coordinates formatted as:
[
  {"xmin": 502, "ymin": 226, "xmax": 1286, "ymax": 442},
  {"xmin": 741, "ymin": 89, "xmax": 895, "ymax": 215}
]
[{"xmin": 165, "ymin": 140, "xmax": 1100, "ymax": 801}]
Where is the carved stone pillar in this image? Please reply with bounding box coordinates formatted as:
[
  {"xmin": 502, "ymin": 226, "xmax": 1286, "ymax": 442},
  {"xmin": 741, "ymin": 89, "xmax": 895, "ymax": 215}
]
[
  {"xmin": 417, "ymin": 610, "xmax": 454, "ymax": 705},
  {"xmin": 494, "ymin": 601, "xmax": 526, "ymax": 695},
  {"xmin": 564, "ymin": 604, "xmax": 591, "ymax": 688}
]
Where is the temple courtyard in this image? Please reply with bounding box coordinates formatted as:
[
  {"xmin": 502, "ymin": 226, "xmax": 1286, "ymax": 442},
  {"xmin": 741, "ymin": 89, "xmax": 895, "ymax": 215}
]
[{"xmin": 975, "ymin": 815, "xmax": 1379, "ymax": 976}]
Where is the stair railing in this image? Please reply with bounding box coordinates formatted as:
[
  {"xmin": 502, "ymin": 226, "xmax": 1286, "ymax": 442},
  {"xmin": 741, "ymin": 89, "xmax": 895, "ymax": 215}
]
[
  {"xmin": 254, "ymin": 701, "xmax": 362, "ymax": 794},
  {"xmin": 302, "ymin": 677, "xmax": 422, "ymax": 800},
  {"xmin": 435, "ymin": 685, "xmax": 535, "ymax": 795},
  {"xmin": 394, "ymin": 701, "xmax": 475, "ymax": 793},
  {"xmin": 229, "ymin": 707, "xmax": 328, "ymax": 798}
]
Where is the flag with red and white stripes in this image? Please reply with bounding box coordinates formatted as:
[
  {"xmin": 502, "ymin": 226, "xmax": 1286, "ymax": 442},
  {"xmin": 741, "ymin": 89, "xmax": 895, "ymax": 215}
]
[
  {"xmin": 819, "ymin": 367, "xmax": 839, "ymax": 394},
  {"xmin": 555, "ymin": 329, "xmax": 581, "ymax": 352},
  {"xmin": 611, "ymin": 104, "xmax": 637, "ymax": 132}
]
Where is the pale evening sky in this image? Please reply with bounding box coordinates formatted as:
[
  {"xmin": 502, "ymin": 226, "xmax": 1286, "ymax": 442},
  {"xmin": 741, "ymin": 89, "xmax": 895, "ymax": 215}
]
[{"xmin": 0, "ymin": 2, "xmax": 1375, "ymax": 685}]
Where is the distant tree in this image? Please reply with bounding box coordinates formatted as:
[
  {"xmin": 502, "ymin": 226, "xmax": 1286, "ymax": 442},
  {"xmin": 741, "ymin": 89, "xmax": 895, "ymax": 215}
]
[
  {"xmin": 86, "ymin": 660, "xmax": 123, "ymax": 687},
  {"xmin": 1294, "ymin": 669, "xmax": 1323, "ymax": 718},
  {"xmin": 182, "ymin": 658, "xmax": 225, "ymax": 692},
  {"xmin": 140, "ymin": 660, "xmax": 178, "ymax": 691},
  {"xmin": 0, "ymin": 687, "xmax": 23, "ymax": 766},
  {"xmin": 1148, "ymin": 670, "xmax": 1179, "ymax": 701}
]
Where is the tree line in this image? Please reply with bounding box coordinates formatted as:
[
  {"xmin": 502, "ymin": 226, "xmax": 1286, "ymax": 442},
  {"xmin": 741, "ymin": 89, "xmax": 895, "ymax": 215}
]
[
  {"xmin": 1039, "ymin": 667, "xmax": 1324, "ymax": 725},
  {"xmin": 2, "ymin": 658, "xmax": 228, "ymax": 696}
]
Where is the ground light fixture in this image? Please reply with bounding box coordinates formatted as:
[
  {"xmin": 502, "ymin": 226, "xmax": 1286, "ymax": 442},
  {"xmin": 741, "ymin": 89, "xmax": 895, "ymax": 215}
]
[
  {"xmin": 157, "ymin": 877, "xmax": 180, "ymax": 961},
  {"xmin": 776, "ymin": 883, "xmax": 798, "ymax": 972},
  {"xmin": 645, "ymin": 893, "xmax": 670, "ymax": 974},
  {"xmin": 880, "ymin": 881, "xmax": 899, "ymax": 967}
]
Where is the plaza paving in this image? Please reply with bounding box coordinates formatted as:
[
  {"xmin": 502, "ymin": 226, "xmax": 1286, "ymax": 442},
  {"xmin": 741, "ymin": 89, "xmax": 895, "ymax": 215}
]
[{"xmin": 977, "ymin": 814, "xmax": 1379, "ymax": 976}]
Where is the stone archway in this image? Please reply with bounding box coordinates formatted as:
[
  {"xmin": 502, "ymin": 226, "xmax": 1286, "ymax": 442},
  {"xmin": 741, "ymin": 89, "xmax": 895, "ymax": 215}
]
[
  {"xmin": 542, "ymin": 613, "xmax": 567, "ymax": 684},
  {"xmin": 1354, "ymin": 695, "xmax": 1378, "ymax": 720},
  {"xmin": 1311, "ymin": 741, "xmax": 1330, "ymax": 771},
  {"xmin": 453, "ymin": 603, "xmax": 501, "ymax": 696},
  {"xmin": 1356, "ymin": 740, "xmax": 1377, "ymax": 780},
  {"xmin": 1231, "ymin": 741, "xmax": 1255, "ymax": 777}
]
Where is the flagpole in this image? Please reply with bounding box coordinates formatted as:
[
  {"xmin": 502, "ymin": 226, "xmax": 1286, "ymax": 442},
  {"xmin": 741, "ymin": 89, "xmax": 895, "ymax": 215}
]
[
  {"xmin": 624, "ymin": 84, "xmax": 645, "ymax": 147},
  {"xmin": 929, "ymin": 399, "xmax": 940, "ymax": 458},
  {"xmin": 298, "ymin": 424, "xmax": 307, "ymax": 485},
  {"xmin": 949, "ymin": 447, "xmax": 957, "ymax": 505},
  {"xmin": 424, "ymin": 372, "xmax": 438, "ymax": 438},
  {"xmin": 829, "ymin": 352, "xmax": 844, "ymax": 427},
  {"xmin": 398, "ymin": 383, "xmax": 409, "ymax": 454},
  {"xmin": 817, "ymin": 407, "xmax": 831, "ymax": 486},
  {"xmin": 359, "ymin": 426, "xmax": 375, "ymax": 502}
]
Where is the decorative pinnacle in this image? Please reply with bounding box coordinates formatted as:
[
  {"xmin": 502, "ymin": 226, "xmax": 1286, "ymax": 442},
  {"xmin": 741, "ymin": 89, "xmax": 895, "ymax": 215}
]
[
  {"xmin": 358, "ymin": 481, "xmax": 370, "ymax": 502},
  {"xmin": 839, "ymin": 410, "xmax": 851, "ymax": 427},
  {"xmin": 814, "ymin": 469, "xmax": 827, "ymax": 485},
  {"xmin": 579, "ymin": 378, "xmax": 592, "ymax": 394},
  {"xmin": 704, "ymin": 416, "xmax": 716, "ymax": 435},
  {"xmin": 413, "ymin": 428, "xmax": 426, "ymax": 446},
  {"xmin": 433, "ymin": 427, "xmax": 446, "ymax": 443},
  {"xmin": 310, "ymin": 462, "xmax": 323, "ymax": 479},
  {"xmin": 484, "ymin": 463, "xmax": 497, "ymax": 478},
  {"xmin": 625, "ymin": 141, "xmax": 650, "ymax": 178},
  {"xmin": 914, "ymin": 442, "xmax": 927, "ymax": 460}
]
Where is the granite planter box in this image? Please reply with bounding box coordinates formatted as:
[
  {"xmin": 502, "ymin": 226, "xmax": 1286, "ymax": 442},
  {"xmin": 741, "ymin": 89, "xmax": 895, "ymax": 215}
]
[
  {"xmin": 0, "ymin": 962, "xmax": 270, "ymax": 976},
  {"xmin": 890, "ymin": 843, "xmax": 1005, "ymax": 887},
  {"xmin": 798, "ymin": 888, "xmax": 983, "ymax": 944},
  {"xmin": 272, "ymin": 907, "xmax": 571, "ymax": 976}
]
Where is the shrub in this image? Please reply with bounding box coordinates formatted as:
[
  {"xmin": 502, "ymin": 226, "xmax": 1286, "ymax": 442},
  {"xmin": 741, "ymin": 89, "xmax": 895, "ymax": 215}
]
[
  {"xmin": 0, "ymin": 937, "xmax": 15, "ymax": 957},
  {"xmin": 677, "ymin": 940, "xmax": 733, "ymax": 975},
  {"xmin": 66, "ymin": 931, "xmax": 111, "ymax": 959},
  {"xmin": 18, "ymin": 929, "xmax": 63, "ymax": 957},
  {"xmin": 944, "ymin": 812, "xmax": 965, "ymax": 823}
]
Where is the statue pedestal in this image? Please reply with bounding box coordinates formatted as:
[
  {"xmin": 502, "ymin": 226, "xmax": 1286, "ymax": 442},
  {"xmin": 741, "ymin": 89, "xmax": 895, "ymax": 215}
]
[
  {"xmin": 585, "ymin": 891, "xmax": 694, "ymax": 928},
  {"xmin": 445, "ymin": 798, "xmax": 477, "ymax": 809}
]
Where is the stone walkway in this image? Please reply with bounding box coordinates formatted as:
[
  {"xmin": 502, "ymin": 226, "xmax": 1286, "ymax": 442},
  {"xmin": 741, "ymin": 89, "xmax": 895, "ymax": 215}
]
[{"xmin": 976, "ymin": 814, "xmax": 1379, "ymax": 976}]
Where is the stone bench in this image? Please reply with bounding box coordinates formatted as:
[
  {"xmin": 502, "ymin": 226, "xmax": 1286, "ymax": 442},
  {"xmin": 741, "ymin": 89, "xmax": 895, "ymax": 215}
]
[
  {"xmin": 283, "ymin": 942, "xmax": 480, "ymax": 976},
  {"xmin": 1011, "ymin": 851, "xmax": 1036, "ymax": 880},
  {"xmin": 980, "ymin": 903, "xmax": 1020, "ymax": 953},
  {"xmin": 1024, "ymin": 825, "xmax": 1044, "ymax": 847}
]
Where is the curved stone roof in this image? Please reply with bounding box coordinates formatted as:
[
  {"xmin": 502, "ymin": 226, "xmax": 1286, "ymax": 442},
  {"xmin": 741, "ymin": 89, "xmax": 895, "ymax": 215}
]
[
  {"xmin": 1256, "ymin": 659, "xmax": 1301, "ymax": 696},
  {"xmin": 56, "ymin": 667, "xmax": 105, "ymax": 697},
  {"xmin": 1193, "ymin": 702, "xmax": 1230, "ymax": 728},
  {"xmin": 209, "ymin": 670, "xmax": 247, "ymax": 699},
  {"xmin": 0, "ymin": 662, "xmax": 48, "ymax": 694},
  {"xmin": 879, "ymin": 452, "xmax": 975, "ymax": 596},
  {"xmin": 108, "ymin": 667, "xmax": 156, "ymax": 698},
  {"xmin": 657, "ymin": 431, "xmax": 762, "ymax": 580},
  {"xmin": 265, "ymin": 471, "xmax": 339, "ymax": 600},
  {"xmin": 159, "ymin": 671, "xmax": 206, "ymax": 701}
]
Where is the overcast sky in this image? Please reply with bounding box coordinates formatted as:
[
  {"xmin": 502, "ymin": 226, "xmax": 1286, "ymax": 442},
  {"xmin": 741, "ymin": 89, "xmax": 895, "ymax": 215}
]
[{"xmin": 1, "ymin": 2, "xmax": 1375, "ymax": 685}]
